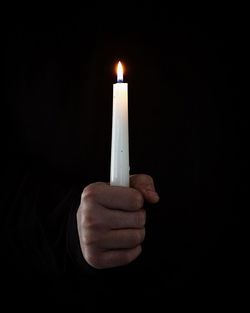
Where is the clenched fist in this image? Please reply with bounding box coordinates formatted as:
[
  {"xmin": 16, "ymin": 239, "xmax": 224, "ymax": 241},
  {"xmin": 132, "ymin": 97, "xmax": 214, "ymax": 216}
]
[{"xmin": 76, "ymin": 174, "xmax": 159, "ymax": 269}]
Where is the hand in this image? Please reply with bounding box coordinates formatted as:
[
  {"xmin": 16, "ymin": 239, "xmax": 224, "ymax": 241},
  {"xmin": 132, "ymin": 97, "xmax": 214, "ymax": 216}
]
[{"xmin": 76, "ymin": 174, "xmax": 160, "ymax": 269}]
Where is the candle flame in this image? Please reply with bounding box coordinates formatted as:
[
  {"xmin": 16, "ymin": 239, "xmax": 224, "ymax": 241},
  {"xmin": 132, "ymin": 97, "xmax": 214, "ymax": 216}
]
[{"xmin": 117, "ymin": 61, "xmax": 123, "ymax": 82}]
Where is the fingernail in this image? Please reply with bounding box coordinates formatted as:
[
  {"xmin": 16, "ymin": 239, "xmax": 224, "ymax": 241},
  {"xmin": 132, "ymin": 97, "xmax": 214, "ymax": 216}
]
[{"xmin": 146, "ymin": 190, "xmax": 160, "ymax": 202}]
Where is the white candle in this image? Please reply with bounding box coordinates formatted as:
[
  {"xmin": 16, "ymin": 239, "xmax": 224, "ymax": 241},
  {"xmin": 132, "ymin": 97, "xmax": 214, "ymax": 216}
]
[{"xmin": 110, "ymin": 61, "xmax": 130, "ymax": 187}]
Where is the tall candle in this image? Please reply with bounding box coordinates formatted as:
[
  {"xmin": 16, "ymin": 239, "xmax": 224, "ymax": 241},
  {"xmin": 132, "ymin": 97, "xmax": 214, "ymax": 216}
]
[{"xmin": 110, "ymin": 61, "xmax": 130, "ymax": 187}]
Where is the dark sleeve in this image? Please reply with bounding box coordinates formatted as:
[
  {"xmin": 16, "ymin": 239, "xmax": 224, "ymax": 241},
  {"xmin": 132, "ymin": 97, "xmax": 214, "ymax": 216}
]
[{"xmin": 2, "ymin": 164, "xmax": 94, "ymax": 280}]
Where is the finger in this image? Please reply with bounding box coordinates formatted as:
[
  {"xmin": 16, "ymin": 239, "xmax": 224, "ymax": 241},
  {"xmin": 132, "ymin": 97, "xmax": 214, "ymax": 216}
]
[
  {"xmin": 104, "ymin": 209, "xmax": 146, "ymax": 229},
  {"xmin": 96, "ymin": 228, "xmax": 145, "ymax": 250},
  {"xmin": 102, "ymin": 246, "xmax": 142, "ymax": 268},
  {"xmin": 93, "ymin": 246, "xmax": 142, "ymax": 269},
  {"xmin": 130, "ymin": 174, "xmax": 160, "ymax": 203},
  {"xmin": 82, "ymin": 182, "xmax": 144, "ymax": 211}
]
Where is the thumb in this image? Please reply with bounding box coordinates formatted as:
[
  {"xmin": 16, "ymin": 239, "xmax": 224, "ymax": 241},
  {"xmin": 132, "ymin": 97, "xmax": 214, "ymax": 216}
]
[{"xmin": 130, "ymin": 174, "xmax": 160, "ymax": 204}]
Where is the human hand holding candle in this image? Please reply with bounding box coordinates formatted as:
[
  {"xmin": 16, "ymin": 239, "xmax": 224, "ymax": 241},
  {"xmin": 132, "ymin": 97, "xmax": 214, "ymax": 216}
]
[
  {"xmin": 76, "ymin": 174, "xmax": 159, "ymax": 269},
  {"xmin": 76, "ymin": 62, "xmax": 159, "ymax": 269}
]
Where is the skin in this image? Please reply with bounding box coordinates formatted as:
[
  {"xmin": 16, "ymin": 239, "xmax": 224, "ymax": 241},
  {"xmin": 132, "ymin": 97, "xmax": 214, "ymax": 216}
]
[{"xmin": 77, "ymin": 174, "xmax": 160, "ymax": 269}]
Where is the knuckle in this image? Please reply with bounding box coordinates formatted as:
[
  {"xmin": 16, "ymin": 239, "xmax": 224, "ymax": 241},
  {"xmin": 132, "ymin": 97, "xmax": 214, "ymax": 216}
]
[
  {"xmin": 144, "ymin": 174, "xmax": 153, "ymax": 183},
  {"xmin": 125, "ymin": 246, "xmax": 142, "ymax": 264},
  {"xmin": 124, "ymin": 252, "xmax": 134, "ymax": 264},
  {"xmin": 85, "ymin": 252, "xmax": 104, "ymax": 269},
  {"xmin": 131, "ymin": 190, "xmax": 144, "ymax": 210},
  {"xmin": 81, "ymin": 230, "xmax": 99, "ymax": 247},
  {"xmin": 133, "ymin": 229, "xmax": 145, "ymax": 245},
  {"xmin": 81, "ymin": 184, "xmax": 99, "ymax": 203},
  {"xmin": 136, "ymin": 210, "xmax": 146, "ymax": 227},
  {"xmin": 137, "ymin": 229, "xmax": 145, "ymax": 244},
  {"xmin": 77, "ymin": 206, "xmax": 99, "ymax": 229},
  {"xmin": 82, "ymin": 214, "xmax": 99, "ymax": 229}
]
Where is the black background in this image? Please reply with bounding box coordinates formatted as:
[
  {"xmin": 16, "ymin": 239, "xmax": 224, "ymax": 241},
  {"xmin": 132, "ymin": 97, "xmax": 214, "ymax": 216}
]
[{"xmin": 3, "ymin": 5, "xmax": 247, "ymax": 307}]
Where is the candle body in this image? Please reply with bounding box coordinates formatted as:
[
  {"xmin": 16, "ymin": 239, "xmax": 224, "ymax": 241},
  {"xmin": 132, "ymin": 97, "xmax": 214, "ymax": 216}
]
[{"xmin": 110, "ymin": 83, "xmax": 130, "ymax": 187}]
